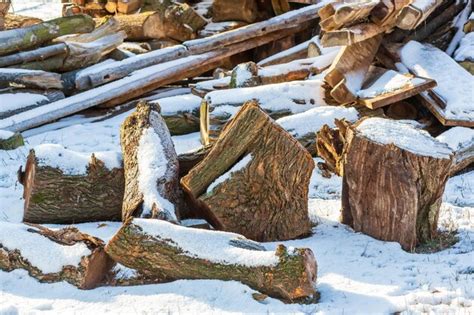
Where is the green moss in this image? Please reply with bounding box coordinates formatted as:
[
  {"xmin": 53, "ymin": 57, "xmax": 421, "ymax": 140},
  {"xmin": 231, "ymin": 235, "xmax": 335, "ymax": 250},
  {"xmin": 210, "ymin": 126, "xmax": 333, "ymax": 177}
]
[
  {"xmin": 415, "ymin": 230, "xmax": 459, "ymax": 254},
  {"xmin": 0, "ymin": 132, "xmax": 24, "ymax": 150}
]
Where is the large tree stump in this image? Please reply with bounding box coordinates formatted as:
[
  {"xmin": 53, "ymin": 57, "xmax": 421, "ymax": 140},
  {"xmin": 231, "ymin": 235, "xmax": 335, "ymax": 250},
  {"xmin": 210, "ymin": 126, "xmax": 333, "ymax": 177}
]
[
  {"xmin": 0, "ymin": 223, "xmax": 114, "ymax": 289},
  {"xmin": 341, "ymin": 118, "xmax": 454, "ymax": 251},
  {"xmin": 182, "ymin": 101, "xmax": 313, "ymax": 242},
  {"xmin": 120, "ymin": 101, "xmax": 182, "ymax": 222},
  {"xmin": 20, "ymin": 144, "xmax": 124, "ymax": 224},
  {"xmin": 105, "ymin": 218, "xmax": 318, "ymax": 302}
]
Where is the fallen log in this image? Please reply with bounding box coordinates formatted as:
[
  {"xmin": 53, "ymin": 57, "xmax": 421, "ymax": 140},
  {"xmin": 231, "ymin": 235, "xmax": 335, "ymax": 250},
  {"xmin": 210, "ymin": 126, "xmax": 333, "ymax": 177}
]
[
  {"xmin": 20, "ymin": 144, "xmax": 123, "ymax": 224},
  {"xmin": 152, "ymin": 94, "xmax": 201, "ymax": 135},
  {"xmin": 182, "ymin": 102, "xmax": 314, "ymax": 242},
  {"xmin": 0, "ymin": 222, "xmax": 114, "ymax": 289},
  {"xmin": 0, "ymin": 68, "xmax": 63, "ymax": 89},
  {"xmin": 120, "ymin": 102, "xmax": 182, "ymax": 222},
  {"xmin": 105, "ymin": 217, "xmax": 318, "ymax": 302},
  {"xmin": 341, "ymin": 118, "xmax": 453, "ymax": 251},
  {"xmin": 0, "ymin": 43, "xmax": 68, "ymax": 68},
  {"xmin": 0, "ymin": 130, "xmax": 24, "ymax": 150},
  {"xmin": 0, "ymin": 14, "xmax": 95, "ymax": 56}
]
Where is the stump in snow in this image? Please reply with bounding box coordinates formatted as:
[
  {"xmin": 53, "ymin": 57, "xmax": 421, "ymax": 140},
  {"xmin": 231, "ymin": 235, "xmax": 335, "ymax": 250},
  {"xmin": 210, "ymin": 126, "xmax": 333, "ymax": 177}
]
[
  {"xmin": 0, "ymin": 223, "xmax": 114, "ymax": 289},
  {"xmin": 20, "ymin": 144, "xmax": 123, "ymax": 224},
  {"xmin": 182, "ymin": 101, "xmax": 314, "ymax": 242},
  {"xmin": 120, "ymin": 101, "xmax": 182, "ymax": 222},
  {"xmin": 341, "ymin": 118, "xmax": 453, "ymax": 251},
  {"xmin": 105, "ymin": 218, "xmax": 318, "ymax": 302},
  {"xmin": 0, "ymin": 131, "xmax": 24, "ymax": 150}
]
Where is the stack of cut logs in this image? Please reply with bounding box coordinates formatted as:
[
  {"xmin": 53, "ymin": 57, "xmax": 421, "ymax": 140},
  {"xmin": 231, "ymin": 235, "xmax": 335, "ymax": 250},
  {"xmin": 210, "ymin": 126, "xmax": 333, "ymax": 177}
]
[{"xmin": 0, "ymin": 0, "xmax": 473, "ymax": 304}]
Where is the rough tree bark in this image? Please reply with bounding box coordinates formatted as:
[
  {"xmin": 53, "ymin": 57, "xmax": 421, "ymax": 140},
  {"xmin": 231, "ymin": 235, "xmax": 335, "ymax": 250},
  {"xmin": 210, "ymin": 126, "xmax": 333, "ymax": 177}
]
[{"xmin": 182, "ymin": 101, "xmax": 314, "ymax": 242}]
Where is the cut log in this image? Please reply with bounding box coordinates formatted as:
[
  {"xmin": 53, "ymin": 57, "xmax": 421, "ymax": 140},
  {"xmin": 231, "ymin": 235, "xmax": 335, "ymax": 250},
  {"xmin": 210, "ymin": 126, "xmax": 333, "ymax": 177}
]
[
  {"xmin": 0, "ymin": 68, "xmax": 62, "ymax": 89},
  {"xmin": 0, "ymin": 14, "xmax": 95, "ymax": 56},
  {"xmin": 105, "ymin": 217, "xmax": 318, "ymax": 302},
  {"xmin": 341, "ymin": 118, "xmax": 453, "ymax": 251},
  {"xmin": 20, "ymin": 144, "xmax": 123, "ymax": 224},
  {"xmin": 0, "ymin": 43, "xmax": 68, "ymax": 68},
  {"xmin": 0, "ymin": 130, "xmax": 24, "ymax": 150},
  {"xmin": 4, "ymin": 13, "xmax": 42, "ymax": 30},
  {"xmin": 0, "ymin": 89, "xmax": 65, "ymax": 119},
  {"xmin": 321, "ymin": 23, "xmax": 384, "ymax": 47},
  {"xmin": 152, "ymin": 94, "xmax": 201, "ymax": 135},
  {"xmin": 0, "ymin": 1, "xmax": 9, "ymax": 31},
  {"xmin": 318, "ymin": 1, "xmax": 380, "ymax": 31},
  {"xmin": 396, "ymin": 0, "xmax": 443, "ymax": 30},
  {"xmin": 258, "ymin": 37, "xmax": 315, "ymax": 66},
  {"xmin": 182, "ymin": 101, "xmax": 314, "ymax": 242},
  {"xmin": 117, "ymin": 0, "xmax": 143, "ymax": 14},
  {"xmin": 0, "ymin": 222, "xmax": 114, "ymax": 289},
  {"xmin": 120, "ymin": 102, "xmax": 182, "ymax": 222},
  {"xmin": 212, "ymin": 0, "xmax": 259, "ymax": 23}
]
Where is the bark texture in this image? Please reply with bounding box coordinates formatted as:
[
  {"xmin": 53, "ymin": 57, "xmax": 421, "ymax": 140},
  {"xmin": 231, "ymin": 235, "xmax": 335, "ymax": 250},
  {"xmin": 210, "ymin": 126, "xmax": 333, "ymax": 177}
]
[
  {"xmin": 182, "ymin": 101, "xmax": 313, "ymax": 242},
  {"xmin": 212, "ymin": 0, "xmax": 259, "ymax": 23}
]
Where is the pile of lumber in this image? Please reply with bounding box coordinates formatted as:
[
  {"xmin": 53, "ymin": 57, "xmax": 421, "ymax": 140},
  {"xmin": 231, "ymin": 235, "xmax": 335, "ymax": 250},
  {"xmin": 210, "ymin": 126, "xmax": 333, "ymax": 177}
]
[{"xmin": 0, "ymin": 0, "xmax": 473, "ymax": 304}]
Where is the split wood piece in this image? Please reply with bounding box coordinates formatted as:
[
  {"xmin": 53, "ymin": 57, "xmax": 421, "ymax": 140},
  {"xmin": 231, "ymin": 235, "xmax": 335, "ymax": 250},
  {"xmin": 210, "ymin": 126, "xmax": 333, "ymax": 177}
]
[
  {"xmin": 212, "ymin": 0, "xmax": 259, "ymax": 23},
  {"xmin": 0, "ymin": 222, "xmax": 114, "ymax": 289},
  {"xmin": 341, "ymin": 118, "xmax": 453, "ymax": 251},
  {"xmin": 4, "ymin": 13, "xmax": 42, "ymax": 30},
  {"xmin": 396, "ymin": 0, "xmax": 443, "ymax": 30},
  {"xmin": 0, "ymin": 27, "xmax": 305, "ymax": 133},
  {"xmin": 120, "ymin": 102, "xmax": 182, "ymax": 222},
  {"xmin": 0, "ymin": 89, "xmax": 65, "ymax": 119},
  {"xmin": 0, "ymin": 131, "xmax": 24, "ymax": 150},
  {"xmin": 436, "ymin": 127, "xmax": 474, "ymax": 176},
  {"xmin": 152, "ymin": 94, "xmax": 201, "ymax": 135},
  {"xmin": 0, "ymin": 68, "xmax": 62, "ymax": 90},
  {"xmin": 319, "ymin": 1, "xmax": 380, "ymax": 31},
  {"xmin": 0, "ymin": 43, "xmax": 68, "ymax": 68},
  {"xmin": 20, "ymin": 144, "xmax": 123, "ymax": 224},
  {"xmin": 0, "ymin": 14, "xmax": 95, "ymax": 56},
  {"xmin": 105, "ymin": 218, "xmax": 318, "ymax": 302},
  {"xmin": 117, "ymin": 0, "xmax": 143, "ymax": 14},
  {"xmin": 324, "ymin": 34, "xmax": 383, "ymax": 104},
  {"xmin": 182, "ymin": 102, "xmax": 314, "ymax": 242},
  {"xmin": 202, "ymin": 80, "xmax": 326, "ymax": 143},
  {"xmin": 370, "ymin": 0, "xmax": 412, "ymax": 27},
  {"xmin": 321, "ymin": 23, "xmax": 384, "ymax": 47}
]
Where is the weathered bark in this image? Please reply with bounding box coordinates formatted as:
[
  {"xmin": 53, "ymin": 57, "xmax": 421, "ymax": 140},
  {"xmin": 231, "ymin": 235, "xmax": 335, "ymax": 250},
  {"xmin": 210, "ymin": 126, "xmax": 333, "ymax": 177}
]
[
  {"xmin": 0, "ymin": 89, "xmax": 65, "ymax": 119},
  {"xmin": 0, "ymin": 14, "xmax": 95, "ymax": 56},
  {"xmin": 0, "ymin": 68, "xmax": 63, "ymax": 89},
  {"xmin": 0, "ymin": 132, "xmax": 24, "ymax": 150},
  {"xmin": 105, "ymin": 218, "xmax": 318, "ymax": 302},
  {"xmin": 182, "ymin": 102, "xmax": 314, "ymax": 242},
  {"xmin": 341, "ymin": 118, "xmax": 453, "ymax": 251},
  {"xmin": 0, "ymin": 223, "xmax": 115, "ymax": 289},
  {"xmin": 20, "ymin": 147, "xmax": 124, "ymax": 224},
  {"xmin": 120, "ymin": 102, "xmax": 182, "ymax": 222},
  {"xmin": 212, "ymin": 0, "xmax": 259, "ymax": 23}
]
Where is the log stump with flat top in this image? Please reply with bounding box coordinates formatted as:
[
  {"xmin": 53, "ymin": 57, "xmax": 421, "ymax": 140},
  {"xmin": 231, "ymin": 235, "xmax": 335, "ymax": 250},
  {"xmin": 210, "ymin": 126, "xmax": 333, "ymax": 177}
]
[
  {"xmin": 182, "ymin": 101, "xmax": 313, "ymax": 242},
  {"xmin": 341, "ymin": 117, "xmax": 454, "ymax": 251},
  {"xmin": 105, "ymin": 218, "xmax": 318, "ymax": 302}
]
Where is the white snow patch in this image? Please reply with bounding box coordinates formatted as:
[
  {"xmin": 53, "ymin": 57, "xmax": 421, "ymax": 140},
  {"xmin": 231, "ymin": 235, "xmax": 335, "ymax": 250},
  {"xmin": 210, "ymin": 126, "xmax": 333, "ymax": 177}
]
[
  {"xmin": 232, "ymin": 63, "xmax": 254, "ymax": 87},
  {"xmin": 0, "ymin": 130, "xmax": 14, "ymax": 140},
  {"xmin": 207, "ymin": 154, "xmax": 252, "ymax": 193},
  {"xmin": 357, "ymin": 70, "xmax": 424, "ymax": 98},
  {"xmin": 0, "ymin": 93, "xmax": 48, "ymax": 113},
  {"xmin": 436, "ymin": 127, "xmax": 474, "ymax": 151},
  {"xmin": 152, "ymin": 94, "xmax": 202, "ymax": 115},
  {"xmin": 454, "ymin": 32, "xmax": 474, "ymax": 61}
]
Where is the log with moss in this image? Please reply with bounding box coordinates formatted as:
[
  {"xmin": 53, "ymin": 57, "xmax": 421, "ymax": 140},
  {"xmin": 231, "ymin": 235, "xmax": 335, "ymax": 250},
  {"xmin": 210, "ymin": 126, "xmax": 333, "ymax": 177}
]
[
  {"xmin": 105, "ymin": 217, "xmax": 318, "ymax": 302},
  {"xmin": 20, "ymin": 144, "xmax": 123, "ymax": 224},
  {"xmin": 0, "ymin": 14, "xmax": 95, "ymax": 56},
  {"xmin": 183, "ymin": 101, "xmax": 314, "ymax": 242},
  {"xmin": 0, "ymin": 130, "xmax": 24, "ymax": 150},
  {"xmin": 0, "ymin": 223, "xmax": 114, "ymax": 289},
  {"xmin": 341, "ymin": 118, "xmax": 453, "ymax": 251},
  {"xmin": 120, "ymin": 102, "xmax": 182, "ymax": 222}
]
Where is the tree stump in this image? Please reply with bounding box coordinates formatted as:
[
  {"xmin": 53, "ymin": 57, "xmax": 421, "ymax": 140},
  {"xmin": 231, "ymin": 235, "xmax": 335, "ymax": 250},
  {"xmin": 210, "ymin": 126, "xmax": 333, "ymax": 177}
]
[
  {"xmin": 20, "ymin": 144, "xmax": 124, "ymax": 224},
  {"xmin": 182, "ymin": 101, "xmax": 314, "ymax": 242},
  {"xmin": 0, "ymin": 223, "xmax": 114, "ymax": 289},
  {"xmin": 120, "ymin": 101, "xmax": 182, "ymax": 222},
  {"xmin": 341, "ymin": 118, "xmax": 454, "ymax": 251},
  {"xmin": 105, "ymin": 218, "xmax": 318, "ymax": 302}
]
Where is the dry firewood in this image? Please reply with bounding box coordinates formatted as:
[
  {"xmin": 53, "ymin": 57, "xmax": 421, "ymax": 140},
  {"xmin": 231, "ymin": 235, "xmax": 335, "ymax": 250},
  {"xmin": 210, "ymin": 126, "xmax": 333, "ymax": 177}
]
[
  {"xmin": 341, "ymin": 118, "xmax": 453, "ymax": 251},
  {"xmin": 117, "ymin": 0, "xmax": 143, "ymax": 14},
  {"xmin": 177, "ymin": 145, "xmax": 212, "ymax": 178},
  {"xmin": 19, "ymin": 144, "xmax": 124, "ymax": 224},
  {"xmin": 182, "ymin": 101, "xmax": 314, "ymax": 242},
  {"xmin": 105, "ymin": 0, "xmax": 117, "ymax": 13},
  {"xmin": 396, "ymin": 0, "xmax": 443, "ymax": 30},
  {"xmin": 105, "ymin": 217, "xmax": 318, "ymax": 302},
  {"xmin": 318, "ymin": 0, "xmax": 380, "ymax": 31},
  {"xmin": 212, "ymin": 0, "xmax": 259, "ymax": 23},
  {"xmin": 436, "ymin": 127, "xmax": 474, "ymax": 176},
  {"xmin": 120, "ymin": 102, "xmax": 182, "ymax": 222},
  {"xmin": 0, "ymin": 68, "xmax": 63, "ymax": 90},
  {"xmin": 0, "ymin": 222, "xmax": 114, "ymax": 289},
  {"xmin": 0, "ymin": 14, "xmax": 95, "ymax": 56},
  {"xmin": 0, "ymin": 130, "xmax": 24, "ymax": 150},
  {"xmin": 0, "ymin": 1, "xmax": 9, "ymax": 31},
  {"xmin": 321, "ymin": 23, "xmax": 384, "ymax": 47},
  {"xmin": 0, "ymin": 89, "xmax": 65, "ymax": 119}
]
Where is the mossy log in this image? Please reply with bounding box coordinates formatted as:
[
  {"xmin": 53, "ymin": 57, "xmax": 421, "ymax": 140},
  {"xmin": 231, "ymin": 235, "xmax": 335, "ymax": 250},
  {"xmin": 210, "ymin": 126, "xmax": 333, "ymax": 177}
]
[
  {"xmin": 0, "ymin": 223, "xmax": 115, "ymax": 289},
  {"xmin": 0, "ymin": 14, "xmax": 95, "ymax": 56},
  {"xmin": 182, "ymin": 101, "xmax": 313, "ymax": 242},
  {"xmin": 212, "ymin": 0, "xmax": 259, "ymax": 23},
  {"xmin": 105, "ymin": 218, "xmax": 318, "ymax": 302},
  {"xmin": 120, "ymin": 102, "xmax": 182, "ymax": 222},
  {"xmin": 341, "ymin": 118, "xmax": 453, "ymax": 251},
  {"xmin": 20, "ymin": 147, "xmax": 124, "ymax": 224},
  {"xmin": 0, "ymin": 131, "xmax": 24, "ymax": 150}
]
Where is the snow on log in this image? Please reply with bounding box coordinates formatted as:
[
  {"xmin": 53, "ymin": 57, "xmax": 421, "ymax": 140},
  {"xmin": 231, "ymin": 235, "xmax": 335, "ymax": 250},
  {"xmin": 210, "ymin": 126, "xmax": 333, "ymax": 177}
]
[
  {"xmin": 316, "ymin": 119, "xmax": 352, "ymax": 176},
  {"xmin": 396, "ymin": 0, "xmax": 443, "ymax": 30},
  {"xmin": 182, "ymin": 101, "xmax": 314, "ymax": 242},
  {"xmin": 321, "ymin": 23, "xmax": 384, "ymax": 47},
  {"xmin": 341, "ymin": 118, "xmax": 454, "ymax": 251},
  {"xmin": 105, "ymin": 218, "xmax": 318, "ymax": 302},
  {"xmin": 0, "ymin": 68, "xmax": 62, "ymax": 90},
  {"xmin": 20, "ymin": 144, "xmax": 123, "ymax": 224},
  {"xmin": 437, "ymin": 127, "xmax": 474, "ymax": 176},
  {"xmin": 0, "ymin": 222, "xmax": 114, "ymax": 289},
  {"xmin": 0, "ymin": 90, "xmax": 64, "ymax": 119},
  {"xmin": 120, "ymin": 102, "xmax": 182, "ymax": 222},
  {"xmin": 151, "ymin": 94, "xmax": 201, "ymax": 135},
  {"xmin": 0, "ymin": 130, "xmax": 24, "ymax": 150},
  {"xmin": 0, "ymin": 14, "xmax": 95, "ymax": 56},
  {"xmin": 318, "ymin": 1, "xmax": 380, "ymax": 32}
]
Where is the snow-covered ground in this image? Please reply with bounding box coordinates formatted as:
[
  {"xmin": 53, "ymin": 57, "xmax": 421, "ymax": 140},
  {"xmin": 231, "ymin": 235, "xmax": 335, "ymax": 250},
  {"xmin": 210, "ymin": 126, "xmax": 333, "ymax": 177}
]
[
  {"xmin": 0, "ymin": 104, "xmax": 473, "ymax": 314},
  {"xmin": 9, "ymin": 0, "xmax": 62, "ymax": 20}
]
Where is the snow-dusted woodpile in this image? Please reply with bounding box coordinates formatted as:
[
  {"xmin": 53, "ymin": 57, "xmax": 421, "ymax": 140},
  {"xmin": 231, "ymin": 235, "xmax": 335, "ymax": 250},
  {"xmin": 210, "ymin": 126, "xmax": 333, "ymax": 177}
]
[{"xmin": 0, "ymin": 0, "xmax": 473, "ymax": 308}]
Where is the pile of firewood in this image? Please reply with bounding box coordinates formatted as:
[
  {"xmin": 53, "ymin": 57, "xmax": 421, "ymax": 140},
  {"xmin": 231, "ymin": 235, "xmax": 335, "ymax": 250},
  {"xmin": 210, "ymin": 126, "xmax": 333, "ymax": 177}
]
[{"xmin": 1, "ymin": 0, "xmax": 473, "ymax": 304}]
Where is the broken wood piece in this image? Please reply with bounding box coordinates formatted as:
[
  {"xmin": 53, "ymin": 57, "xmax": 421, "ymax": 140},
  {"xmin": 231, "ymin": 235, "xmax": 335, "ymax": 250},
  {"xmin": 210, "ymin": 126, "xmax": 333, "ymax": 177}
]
[
  {"xmin": 0, "ymin": 130, "xmax": 23, "ymax": 150},
  {"xmin": 437, "ymin": 127, "xmax": 474, "ymax": 176},
  {"xmin": 0, "ymin": 222, "xmax": 114, "ymax": 289},
  {"xmin": 342, "ymin": 118, "xmax": 453, "ymax": 251},
  {"xmin": 105, "ymin": 218, "xmax": 318, "ymax": 302},
  {"xmin": 20, "ymin": 144, "xmax": 123, "ymax": 224},
  {"xmin": 120, "ymin": 102, "xmax": 182, "ymax": 222},
  {"xmin": 212, "ymin": 0, "xmax": 259, "ymax": 23},
  {"xmin": 183, "ymin": 101, "xmax": 314, "ymax": 242},
  {"xmin": 0, "ymin": 68, "xmax": 63, "ymax": 89},
  {"xmin": 396, "ymin": 0, "xmax": 443, "ymax": 30}
]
